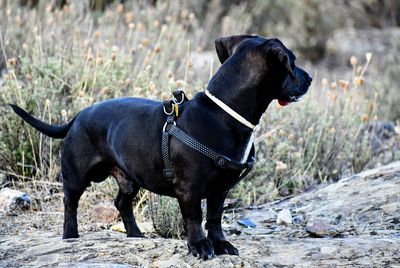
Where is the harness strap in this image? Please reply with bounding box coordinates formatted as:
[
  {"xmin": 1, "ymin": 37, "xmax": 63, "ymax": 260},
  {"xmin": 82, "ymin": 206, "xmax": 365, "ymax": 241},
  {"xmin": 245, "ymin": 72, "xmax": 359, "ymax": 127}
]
[
  {"xmin": 162, "ymin": 115, "xmax": 176, "ymax": 182},
  {"xmin": 168, "ymin": 125, "xmax": 254, "ymax": 171},
  {"xmin": 161, "ymin": 90, "xmax": 255, "ymax": 183},
  {"xmin": 162, "ymin": 117, "xmax": 254, "ymax": 182}
]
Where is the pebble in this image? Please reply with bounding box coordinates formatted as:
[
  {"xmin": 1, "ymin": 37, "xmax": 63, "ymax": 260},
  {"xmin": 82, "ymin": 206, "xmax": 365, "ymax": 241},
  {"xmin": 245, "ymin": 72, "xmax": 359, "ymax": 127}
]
[
  {"xmin": 243, "ymin": 228, "xmax": 274, "ymax": 235},
  {"xmin": 306, "ymin": 221, "xmax": 339, "ymax": 238},
  {"xmin": 0, "ymin": 188, "xmax": 31, "ymax": 212},
  {"xmin": 111, "ymin": 222, "xmax": 126, "ymax": 233},
  {"xmin": 276, "ymin": 208, "xmax": 292, "ymax": 226},
  {"xmin": 293, "ymin": 215, "xmax": 304, "ymax": 225}
]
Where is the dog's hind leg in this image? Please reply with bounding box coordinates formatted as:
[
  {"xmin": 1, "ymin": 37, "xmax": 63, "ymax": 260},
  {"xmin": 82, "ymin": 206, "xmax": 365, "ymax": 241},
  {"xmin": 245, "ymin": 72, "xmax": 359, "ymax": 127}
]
[
  {"xmin": 112, "ymin": 167, "xmax": 144, "ymax": 237},
  {"xmin": 63, "ymin": 184, "xmax": 86, "ymax": 239},
  {"xmin": 62, "ymin": 161, "xmax": 89, "ymax": 239},
  {"xmin": 61, "ymin": 133, "xmax": 105, "ymax": 239},
  {"xmin": 206, "ymin": 193, "xmax": 239, "ymax": 255}
]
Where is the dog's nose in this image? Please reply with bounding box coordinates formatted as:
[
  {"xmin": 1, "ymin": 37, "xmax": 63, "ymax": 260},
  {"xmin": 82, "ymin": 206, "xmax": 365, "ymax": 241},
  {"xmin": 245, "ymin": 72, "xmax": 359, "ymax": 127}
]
[{"xmin": 308, "ymin": 74, "xmax": 313, "ymax": 82}]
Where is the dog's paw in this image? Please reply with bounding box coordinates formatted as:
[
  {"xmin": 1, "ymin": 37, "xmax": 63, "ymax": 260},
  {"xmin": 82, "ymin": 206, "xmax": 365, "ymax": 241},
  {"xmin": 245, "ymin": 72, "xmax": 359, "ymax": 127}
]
[
  {"xmin": 62, "ymin": 232, "xmax": 79, "ymax": 239},
  {"xmin": 188, "ymin": 238, "xmax": 215, "ymax": 260},
  {"xmin": 126, "ymin": 232, "xmax": 145, "ymax": 238},
  {"xmin": 211, "ymin": 239, "xmax": 239, "ymax": 255}
]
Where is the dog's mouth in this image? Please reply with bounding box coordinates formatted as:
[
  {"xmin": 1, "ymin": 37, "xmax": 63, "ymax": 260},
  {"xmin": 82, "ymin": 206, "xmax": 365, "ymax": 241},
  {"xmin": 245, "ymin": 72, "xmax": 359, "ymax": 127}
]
[
  {"xmin": 278, "ymin": 99, "xmax": 290, "ymax": 106},
  {"xmin": 278, "ymin": 94, "xmax": 303, "ymax": 106}
]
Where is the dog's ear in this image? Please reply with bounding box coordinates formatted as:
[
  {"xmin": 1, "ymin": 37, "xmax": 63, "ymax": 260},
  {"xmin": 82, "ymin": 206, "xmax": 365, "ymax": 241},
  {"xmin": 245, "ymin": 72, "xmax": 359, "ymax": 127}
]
[
  {"xmin": 269, "ymin": 46, "xmax": 297, "ymax": 80},
  {"xmin": 215, "ymin": 35, "xmax": 257, "ymax": 64}
]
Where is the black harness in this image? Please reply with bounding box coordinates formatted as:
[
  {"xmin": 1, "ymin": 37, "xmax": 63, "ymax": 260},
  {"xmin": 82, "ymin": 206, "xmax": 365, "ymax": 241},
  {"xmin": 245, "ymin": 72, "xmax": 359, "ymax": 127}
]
[{"xmin": 161, "ymin": 90, "xmax": 255, "ymax": 184}]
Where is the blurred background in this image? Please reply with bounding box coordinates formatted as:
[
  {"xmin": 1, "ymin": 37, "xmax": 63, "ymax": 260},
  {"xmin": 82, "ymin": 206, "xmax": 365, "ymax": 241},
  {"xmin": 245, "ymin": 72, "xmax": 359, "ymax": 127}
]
[{"xmin": 0, "ymin": 0, "xmax": 399, "ymax": 237}]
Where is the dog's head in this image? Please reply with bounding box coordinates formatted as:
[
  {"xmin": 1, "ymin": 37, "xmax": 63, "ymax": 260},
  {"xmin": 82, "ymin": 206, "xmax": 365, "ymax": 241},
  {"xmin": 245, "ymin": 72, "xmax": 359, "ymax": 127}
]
[{"xmin": 215, "ymin": 35, "xmax": 312, "ymax": 106}]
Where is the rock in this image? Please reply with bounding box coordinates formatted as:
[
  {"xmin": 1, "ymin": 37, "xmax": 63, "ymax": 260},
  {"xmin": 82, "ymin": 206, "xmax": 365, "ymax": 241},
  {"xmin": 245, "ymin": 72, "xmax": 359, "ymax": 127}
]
[
  {"xmin": 0, "ymin": 188, "xmax": 31, "ymax": 212},
  {"xmin": 243, "ymin": 228, "xmax": 274, "ymax": 236},
  {"xmin": 2, "ymin": 162, "xmax": 400, "ymax": 267},
  {"xmin": 223, "ymin": 224, "xmax": 241, "ymax": 235},
  {"xmin": 152, "ymin": 254, "xmax": 190, "ymax": 268},
  {"xmin": 59, "ymin": 263, "xmax": 133, "ymax": 268},
  {"xmin": 76, "ymin": 253, "xmax": 96, "ymax": 262},
  {"xmin": 293, "ymin": 215, "xmax": 303, "ymax": 225},
  {"xmin": 320, "ymin": 246, "xmax": 337, "ymax": 255},
  {"xmin": 276, "ymin": 208, "xmax": 292, "ymax": 226},
  {"xmin": 306, "ymin": 221, "xmax": 339, "ymax": 238},
  {"xmin": 32, "ymin": 254, "xmax": 60, "ymax": 266},
  {"xmin": 237, "ymin": 218, "xmax": 256, "ymax": 228},
  {"xmin": 111, "ymin": 222, "xmax": 126, "ymax": 233},
  {"xmin": 92, "ymin": 204, "xmax": 119, "ymax": 223},
  {"xmin": 137, "ymin": 221, "xmax": 155, "ymax": 233},
  {"xmin": 112, "ymin": 221, "xmax": 155, "ymax": 234},
  {"xmin": 25, "ymin": 241, "xmax": 71, "ymax": 256}
]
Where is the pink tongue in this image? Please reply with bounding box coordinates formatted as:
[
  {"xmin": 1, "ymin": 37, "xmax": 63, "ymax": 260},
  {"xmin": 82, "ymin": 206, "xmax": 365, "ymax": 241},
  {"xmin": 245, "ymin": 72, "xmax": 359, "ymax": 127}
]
[{"xmin": 278, "ymin": 100, "xmax": 290, "ymax": 106}]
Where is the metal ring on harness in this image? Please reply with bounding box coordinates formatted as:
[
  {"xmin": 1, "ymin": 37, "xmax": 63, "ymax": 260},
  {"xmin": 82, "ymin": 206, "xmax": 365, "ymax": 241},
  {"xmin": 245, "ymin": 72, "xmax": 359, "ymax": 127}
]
[
  {"xmin": 173, "ymin": 92, "xmax": 185, "ymax": 105},
  {"xmin": 163, "ymin": 120, "xmax": 176, "ymax": 132},
  {"xmin": 163, "ymin": 102, "xmax": 174, "ymax": 115}
]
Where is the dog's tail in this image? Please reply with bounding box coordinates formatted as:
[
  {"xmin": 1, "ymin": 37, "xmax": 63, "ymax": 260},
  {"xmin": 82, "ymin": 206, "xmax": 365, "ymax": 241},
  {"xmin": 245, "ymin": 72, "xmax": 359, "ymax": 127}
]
[{"xmin": 9, "ymin": 104, "xmax": 76, "ymax": 139}]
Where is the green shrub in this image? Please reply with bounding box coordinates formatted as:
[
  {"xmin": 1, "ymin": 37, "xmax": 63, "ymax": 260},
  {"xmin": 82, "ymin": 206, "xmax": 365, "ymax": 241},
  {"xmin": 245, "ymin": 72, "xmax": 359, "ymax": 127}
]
[{"xmin": 148, "ymin": 194, "xmax": 185, "ymax": 239}]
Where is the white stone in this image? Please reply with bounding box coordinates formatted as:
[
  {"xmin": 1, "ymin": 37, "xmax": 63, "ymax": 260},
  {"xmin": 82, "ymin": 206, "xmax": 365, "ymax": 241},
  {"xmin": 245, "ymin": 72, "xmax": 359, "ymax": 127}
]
[
  {"xmin": 276, "ymin": 208, "xmax": 292, "ymax": 225},
  {"xmin": 0, "ymin": 188, "xmax": 31, "ymax": 212}
]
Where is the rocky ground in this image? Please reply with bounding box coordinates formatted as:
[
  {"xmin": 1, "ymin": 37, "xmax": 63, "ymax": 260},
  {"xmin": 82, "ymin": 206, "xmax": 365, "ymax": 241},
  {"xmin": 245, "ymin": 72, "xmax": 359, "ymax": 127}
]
[{"xmin": 1, "ymin": 162, "xmax": 400, "ymax": 267}]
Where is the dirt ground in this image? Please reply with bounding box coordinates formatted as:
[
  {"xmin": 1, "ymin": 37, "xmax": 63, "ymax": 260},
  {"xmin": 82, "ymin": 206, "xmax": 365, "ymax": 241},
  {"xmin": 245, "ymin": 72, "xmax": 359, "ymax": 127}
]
[{"xmin": 1, "ymin": 162, "xmax": 400, "ymax": 267}]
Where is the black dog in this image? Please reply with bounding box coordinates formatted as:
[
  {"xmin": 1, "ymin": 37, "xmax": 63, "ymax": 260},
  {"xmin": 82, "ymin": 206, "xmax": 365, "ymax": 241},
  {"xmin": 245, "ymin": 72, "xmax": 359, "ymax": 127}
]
[{"xmin": 11, "ymin": 35, "xmax": 312, "ymax": 259}]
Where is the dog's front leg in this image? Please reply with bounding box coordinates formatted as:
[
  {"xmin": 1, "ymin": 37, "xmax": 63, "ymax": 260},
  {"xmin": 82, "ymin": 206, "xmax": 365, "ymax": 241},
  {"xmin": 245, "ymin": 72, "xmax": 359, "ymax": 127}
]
[
  {"xmin": 206, "ymin": 193, "xmax": 239, "ymax": 255},
  {"xmin": 177, "ymin": 196, "xmax": 215, "ymax": 260}
]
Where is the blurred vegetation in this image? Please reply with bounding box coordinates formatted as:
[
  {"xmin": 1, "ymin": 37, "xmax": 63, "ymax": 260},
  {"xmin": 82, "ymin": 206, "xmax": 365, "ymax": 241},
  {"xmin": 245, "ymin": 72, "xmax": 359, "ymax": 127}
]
[
  {"xmin": 148, "ymin": 194, "xmax": 185, "ymax": 239},
  {"xmin": 0, "ymin": 0, "xmax": 399, "ymax": 237}
]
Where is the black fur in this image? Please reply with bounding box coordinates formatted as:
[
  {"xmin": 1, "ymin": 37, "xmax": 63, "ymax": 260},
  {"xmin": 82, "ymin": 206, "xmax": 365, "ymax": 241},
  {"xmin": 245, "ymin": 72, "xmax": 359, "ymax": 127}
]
[
  {"xmin": 11, "ymin": 35, "xmax": 312, "ymax": 260},
  {"xmin": 9, "ymin": 104, "xmax": 76, "ymax": 138}
]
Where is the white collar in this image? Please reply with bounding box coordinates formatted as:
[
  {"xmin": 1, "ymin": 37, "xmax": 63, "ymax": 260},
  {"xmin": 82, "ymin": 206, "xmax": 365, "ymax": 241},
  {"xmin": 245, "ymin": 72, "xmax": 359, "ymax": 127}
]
[{"xmin": 204, "ymin": 89, "xmax": 257, "ymax": 130}]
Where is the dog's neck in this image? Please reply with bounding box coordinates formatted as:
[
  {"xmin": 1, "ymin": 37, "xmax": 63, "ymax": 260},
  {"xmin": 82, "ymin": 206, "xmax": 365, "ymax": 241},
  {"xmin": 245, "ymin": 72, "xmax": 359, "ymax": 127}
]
[{"xmin": 205, "ymin": 60, "xmax": 274, "ymax": 127}]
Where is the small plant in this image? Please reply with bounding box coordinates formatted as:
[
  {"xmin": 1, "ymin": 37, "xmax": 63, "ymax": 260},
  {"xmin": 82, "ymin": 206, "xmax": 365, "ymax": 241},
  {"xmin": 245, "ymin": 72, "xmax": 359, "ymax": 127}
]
[{"xmin": 148, "ymin": 194, "xmax": 185, "ymax": 239}]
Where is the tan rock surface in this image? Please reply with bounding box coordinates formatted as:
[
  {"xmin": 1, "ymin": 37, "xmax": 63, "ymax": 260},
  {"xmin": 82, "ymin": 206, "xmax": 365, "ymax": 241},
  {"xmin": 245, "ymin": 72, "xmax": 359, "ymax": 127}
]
[{"xmin": 1, "ymin": 162, "xmax": 399, "ymax": 267}]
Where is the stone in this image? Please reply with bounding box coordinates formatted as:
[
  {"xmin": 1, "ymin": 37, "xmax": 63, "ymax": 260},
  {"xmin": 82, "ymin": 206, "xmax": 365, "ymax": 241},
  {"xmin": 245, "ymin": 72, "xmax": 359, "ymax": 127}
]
[
  {"xmin": 92, "ymin": 204, "xmax": 119, "ymax": 223},
  {"xmin": 32, "ymin": 253, "xmax": 60, "ymax": 266},
  {"xmin": 77, "ymin": 253, "xmax": 96, "ymax": 262},
  {"xmin": 25, "ymin": 241, "xmax": 71, "ymax": 256},
  {"xmin": 59, "ymin": 263, "xmax": 133, "ymax": 268},
  {"xmin": 1, "ymin": 162, "xmax": 400, "ymax": 267},
  {"xmin": 111, "ymin": 222, "xmax": 126, "ymax": 233},
  {"xmin": 320, "ymin": 246, "xmax": 337, "ymax": 255},
  {"xmin": 306, "ymin": 221, "xmax": 339, "ymax": 238},
  {"xmin": 0, "ymin": 188, "xmax": 31, "ymax": 212},
  {"xmin": 137, "ymin": 221, "xmax": 155, "ymax": 233},
  {"xmin": 276, "ymin": 208, "xmax": 292, "ymax": 226},
  {"xmin": 293, "ymin": 215, "xmax": 303, "ymax": 225},
  {"xmin": 243, "ymin": 228, "xmax": 274, "ymax": 235}
]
